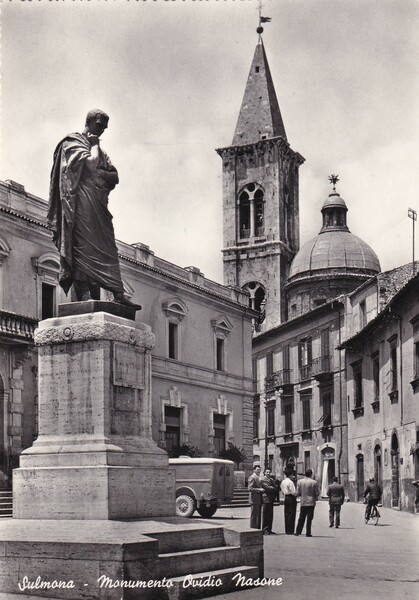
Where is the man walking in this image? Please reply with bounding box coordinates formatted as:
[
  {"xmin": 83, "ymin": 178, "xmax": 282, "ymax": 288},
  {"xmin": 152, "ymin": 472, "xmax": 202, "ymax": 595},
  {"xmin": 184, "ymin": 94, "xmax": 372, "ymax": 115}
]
[
  {"xmin": 327, "ymin": 476, "xmax": 345, "ymax": 528},
  {"xmin": 248, "ymin": 465, "xmax": 263, "ymax": 529},
  {"xmin": 261, "ymin": 468, "xmax": 278, "ymax": 535},
  {"xmin": 280, "ymin": 468, "xmax": 297, "ymax": 534},
  {"xmin": 295, "ymin": 469, "xmax": 320, "ymax": 537}
]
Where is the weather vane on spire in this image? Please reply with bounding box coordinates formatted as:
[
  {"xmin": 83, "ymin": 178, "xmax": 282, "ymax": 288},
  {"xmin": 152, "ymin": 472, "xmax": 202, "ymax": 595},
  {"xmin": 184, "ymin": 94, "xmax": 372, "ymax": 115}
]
[
  {"xmin": 257, "ymin": 0, "xmax": 272, "ymax": 35},
  {"xmin": 328, "ymin": 174, "xmax": 340, "ymax": 192}
]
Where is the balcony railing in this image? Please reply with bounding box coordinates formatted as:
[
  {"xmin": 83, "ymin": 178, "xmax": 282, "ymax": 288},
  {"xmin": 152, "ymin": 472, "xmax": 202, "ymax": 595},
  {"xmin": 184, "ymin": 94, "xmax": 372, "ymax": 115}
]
[
  {"xmin": 265, "ymin": 369, "xmax": 293, "ymax": 391},
  {"xmin": 0, "ymin": 310, "xmax": 37, "ymax": 342},
  {"xmin": 311, "ymin": 355, "xmax": 333, "ymax": 380},
  {"xmin": 299, "ymin": 364, "xmax": 312, "ymax": 381}
]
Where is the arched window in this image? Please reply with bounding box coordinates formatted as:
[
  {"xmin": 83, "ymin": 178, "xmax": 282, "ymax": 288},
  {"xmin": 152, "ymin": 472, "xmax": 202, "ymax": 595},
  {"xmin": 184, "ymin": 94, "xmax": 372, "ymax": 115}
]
[
  {"xmin": 239, "ymin": 191, "xmax": 250, "ymax": 238},
  {"xmin": 243, "ymin": 282, "xmax": 266, "ymax": 330},
  {"xmin": 238, "ymin": 183, "xmax": 264, "ymax": 239},
  {"xmin": 243, "ymin": 281, "xmax": 266, "ymax": 313}
]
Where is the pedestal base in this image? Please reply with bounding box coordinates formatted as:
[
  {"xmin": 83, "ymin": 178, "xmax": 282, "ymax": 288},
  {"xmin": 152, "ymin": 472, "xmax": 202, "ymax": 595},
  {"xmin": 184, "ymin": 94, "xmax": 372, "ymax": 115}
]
[
  {"xmin": 0, "ymin": 519, "xmax": 263, "ymax": 600},
  {"xmin": 13, "ymin": 465, "xmax": 174, "ymax": 520}
]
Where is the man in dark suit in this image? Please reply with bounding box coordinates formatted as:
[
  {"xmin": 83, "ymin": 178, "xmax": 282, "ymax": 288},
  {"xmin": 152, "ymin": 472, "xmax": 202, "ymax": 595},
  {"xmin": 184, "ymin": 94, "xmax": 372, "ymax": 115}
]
[
  {"xmin": 248, "ymin": 465, "xmax": 263, "ymax": 529},
  {"xmin": 261, "ymin": 468, "xmax": 278, "ymax": 535},
  {"xmin": 327, "ymin": 476, "xmax": 345, "ymax": 528},
  {"xmin": 295, "ymin": 469, "xmax": 320, "ymax": 537}
]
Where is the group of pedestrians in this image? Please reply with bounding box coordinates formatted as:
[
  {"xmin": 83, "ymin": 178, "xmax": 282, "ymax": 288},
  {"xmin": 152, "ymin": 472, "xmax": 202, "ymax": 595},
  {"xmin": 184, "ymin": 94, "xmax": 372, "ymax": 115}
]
[{"xmin": 248, "ymin": 465, "xmax": 379, "ymax": 536}]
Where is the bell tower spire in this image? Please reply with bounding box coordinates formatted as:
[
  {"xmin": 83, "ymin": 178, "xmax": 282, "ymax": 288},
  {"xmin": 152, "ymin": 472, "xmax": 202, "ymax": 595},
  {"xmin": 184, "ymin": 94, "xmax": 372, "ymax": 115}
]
[
  {"xmin": 217, "ymin": 36, "xmax": 304, "ymax": 330},
  {"xmin": 232, "ymin": 40, "xmax": 287, "ymax": 146}
]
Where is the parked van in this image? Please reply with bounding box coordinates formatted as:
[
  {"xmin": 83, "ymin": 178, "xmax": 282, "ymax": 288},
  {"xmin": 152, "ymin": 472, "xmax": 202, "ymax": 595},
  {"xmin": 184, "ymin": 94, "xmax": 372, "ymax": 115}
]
[{"xmin": 169, "ymin": 456, "xmax": 234, "ymax": 518}]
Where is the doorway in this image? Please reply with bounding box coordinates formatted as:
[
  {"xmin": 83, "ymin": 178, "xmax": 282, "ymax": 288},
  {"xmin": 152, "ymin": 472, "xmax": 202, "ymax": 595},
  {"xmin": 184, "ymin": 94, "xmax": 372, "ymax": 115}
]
[
  {"xmin": 321, "ymin": 447, "xmax": 335, "ymax": 496},
  {"xmin": 374, "ymin": 444, "xmax": 383, "ymax": 489},
  {"xmin": 391, "ymin": 433, "xmax": 400, "ymax": 508}
]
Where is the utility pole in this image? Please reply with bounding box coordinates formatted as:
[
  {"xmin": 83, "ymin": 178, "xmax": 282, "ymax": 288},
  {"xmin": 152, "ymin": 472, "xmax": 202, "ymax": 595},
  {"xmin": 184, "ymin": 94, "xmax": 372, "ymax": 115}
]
[{"xmin": 408, "ymin": 208, "xmax": 417, "ymax": 276}]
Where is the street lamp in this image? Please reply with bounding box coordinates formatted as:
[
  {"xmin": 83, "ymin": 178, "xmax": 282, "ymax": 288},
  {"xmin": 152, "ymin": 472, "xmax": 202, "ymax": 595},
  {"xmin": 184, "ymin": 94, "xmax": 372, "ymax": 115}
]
[{"xmin": 408, "ymin": 208, "xmax": 417, "ymax": 276}]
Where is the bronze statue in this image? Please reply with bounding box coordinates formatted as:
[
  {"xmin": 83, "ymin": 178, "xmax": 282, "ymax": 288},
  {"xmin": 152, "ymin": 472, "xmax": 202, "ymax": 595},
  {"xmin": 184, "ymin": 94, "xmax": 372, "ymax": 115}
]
[{"xmin": 48, "ymin": 110, "xmax": 139, "ymax": 308}]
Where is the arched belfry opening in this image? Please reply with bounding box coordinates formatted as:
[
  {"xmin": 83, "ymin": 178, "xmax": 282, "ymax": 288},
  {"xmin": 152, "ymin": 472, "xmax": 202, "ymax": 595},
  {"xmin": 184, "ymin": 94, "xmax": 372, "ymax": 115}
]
[
  {"xmin": 239, "ymin": 183, "xmax": 264, "ymax": 239},
  {"xmin": 243, "ymin": 281, "xmax": 266, "ymax": 313}
]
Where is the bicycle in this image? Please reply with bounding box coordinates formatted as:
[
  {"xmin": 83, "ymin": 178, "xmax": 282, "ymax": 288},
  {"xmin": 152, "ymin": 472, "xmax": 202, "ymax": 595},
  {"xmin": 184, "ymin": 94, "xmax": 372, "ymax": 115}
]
[{"xmin": 365, "ymin": 502, "xmax": 380, "ymax": 525}]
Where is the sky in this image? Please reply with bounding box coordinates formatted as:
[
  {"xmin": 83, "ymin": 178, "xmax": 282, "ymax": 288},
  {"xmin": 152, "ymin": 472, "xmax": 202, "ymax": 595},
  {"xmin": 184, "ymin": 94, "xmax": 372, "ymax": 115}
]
[{"xmin": 1, "ymin": 0, "xmax": 419, "ymax": 284}]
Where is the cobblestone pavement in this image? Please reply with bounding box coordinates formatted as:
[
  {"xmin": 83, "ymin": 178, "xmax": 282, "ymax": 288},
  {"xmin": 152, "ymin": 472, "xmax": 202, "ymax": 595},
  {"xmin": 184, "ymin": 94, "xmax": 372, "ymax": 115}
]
[{"xmin": 200, "ymin": 500, "xmax": 419, "ymax": 600}]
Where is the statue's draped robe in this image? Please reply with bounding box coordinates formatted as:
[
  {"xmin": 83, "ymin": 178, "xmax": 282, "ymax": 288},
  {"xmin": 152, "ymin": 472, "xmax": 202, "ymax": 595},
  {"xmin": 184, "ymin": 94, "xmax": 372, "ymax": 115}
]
[{"xmin": 48, "ymin": 133, "xmax": 124, "ymax": 295}]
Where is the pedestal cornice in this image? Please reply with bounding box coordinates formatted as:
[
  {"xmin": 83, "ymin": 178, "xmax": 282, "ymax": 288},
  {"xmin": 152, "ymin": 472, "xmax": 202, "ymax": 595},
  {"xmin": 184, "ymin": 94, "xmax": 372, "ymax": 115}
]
[{"xmin": 34, "ymin": 311, "xmax": 155, "ymax": 350}]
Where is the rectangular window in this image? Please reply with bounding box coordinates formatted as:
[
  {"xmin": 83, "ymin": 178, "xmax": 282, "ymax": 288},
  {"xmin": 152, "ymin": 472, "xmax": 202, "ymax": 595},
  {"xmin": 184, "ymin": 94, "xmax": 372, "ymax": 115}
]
[
  {"xmin": 252, "ymin": 358, "xmax": 258, "ymax": 392},
  {"xmin": 253, "ymin": 401, "xmax": 259, "ymax": 439},
  {"xmin": 41, "ymin": 283, "xmax": 55, "ymax": 320},
  {"xmin": 415, "ymin": 342, "xmax": 419, "ymax": 379},
  {"xmin": 266, "ymin": 352, "xmax": 273, "ymax": 377},
  {"xmin": 304, "ymin": 451, "xmax": 310, "ymax": 472},
  {"xmin": 216, "ymin": 337, "xmax": 225, "ymax": 371},
  {"xmin": 320, "ymin": 328, "xmax": 330, "ymax": 357},
  {"xmin": 390, "ymin": 341, "xmax": 398, "ymax": 391},
  {"xmin": 302, "ymin": 396, "xmax": 311, "ymax": 430},
  {"xmin": 165, "ymin": 406, "xmax": 181, "ymax": 453},
  {"xmin": 266, "ymin": 404, "xmax": 275, "ymax": 437},
  {"xmin": 282, "ymin": 345, "xmax": 291, "ymax": 384},
  {"xmin": 298, "ymin": 337, "xmax": 312, "ymax": 380},
  {"xmin": 213, "ymin": 413, "xmax": 226, "ymax": 455},
  {"xmin": 353, "ymin": 363, "xmax": 363, "ymax": 408},
  {"xmin": 284, "ymin": 400, "xmax": 293, "ymax": 434},
  {"xmin": 321, "ymin": 391, "xmax": 332, "ymax": 426},
  {"xmin": 372, "ymin": 353, "xmax": 380, "ymax": 400},
  {"xmin": 168, "ymin": 322, "xmax": 178, "ymax": 360},
  {"xmin": 298, "ymin": 337, "xmax": 312, "ymax": 367},
  {"xmin": 359, "ymin": 300, "xmax": 367, "ymax": 329}
]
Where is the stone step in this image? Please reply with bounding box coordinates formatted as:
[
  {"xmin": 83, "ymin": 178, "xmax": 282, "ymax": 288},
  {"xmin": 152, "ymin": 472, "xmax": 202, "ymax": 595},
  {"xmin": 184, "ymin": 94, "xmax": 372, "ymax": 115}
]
[
  {"xmin": 167, "ymin": 565, "xmax": 259, "ymax": 600},
  {"xmin": 148, "ymin": 526, "xmax": 225, "ymax": 553},
  {"xmin": 158, "ymin": 545, "xmax": 242, "ymax": 579}
]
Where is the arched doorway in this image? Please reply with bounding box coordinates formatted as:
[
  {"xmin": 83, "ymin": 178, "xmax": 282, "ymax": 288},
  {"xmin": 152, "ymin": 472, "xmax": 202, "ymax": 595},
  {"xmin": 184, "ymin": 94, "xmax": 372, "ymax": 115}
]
[
  {"xmin": 321, "ymin": 446, "xmax": 335, "ymax": 496},
  {"xmin": 391, "ymin": 433, "xmax": 400, "ymax": 508},
  {"xmin": 374, "ymin": 443, "xmax": 383, "ymax": 489},
  {"xmin": 356, "ymin": 454, "xmax": 364, "ymax": 501}
]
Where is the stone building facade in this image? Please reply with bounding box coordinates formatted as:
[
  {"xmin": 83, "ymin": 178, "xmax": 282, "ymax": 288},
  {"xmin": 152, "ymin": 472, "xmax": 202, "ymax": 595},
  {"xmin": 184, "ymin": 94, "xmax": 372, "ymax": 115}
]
[
  {"xmin": 0, "ymin": 178, "xmax": 255, "ymax": 487},
  {"xmin": 228, "ymin": 37, "xmax": 419, "ymax": 513},
  {"xmin": 342, "ymin": 271, "xmax": 419, "ymax": 512},
  {"xmin": 252, "ymin": 299, "xmax": 348, "ymax": 494}
]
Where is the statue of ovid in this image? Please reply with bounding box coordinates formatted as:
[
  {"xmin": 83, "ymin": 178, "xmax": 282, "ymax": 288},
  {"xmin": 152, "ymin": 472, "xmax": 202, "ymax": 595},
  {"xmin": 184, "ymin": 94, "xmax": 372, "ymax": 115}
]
[{"xmin": 48, "ymin": 109, "xmax": 140, "ymax": 309}]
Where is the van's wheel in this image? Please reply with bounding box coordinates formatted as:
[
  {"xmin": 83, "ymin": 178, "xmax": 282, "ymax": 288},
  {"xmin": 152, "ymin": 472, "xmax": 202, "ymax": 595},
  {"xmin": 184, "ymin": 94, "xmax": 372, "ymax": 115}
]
[
  {"xmin": 197, "ymin": 505, "xmax": 218, "ymax": 518},
  {"xmin": 175, "ymin": 494, "xmax": 196, "ymax": 518}
]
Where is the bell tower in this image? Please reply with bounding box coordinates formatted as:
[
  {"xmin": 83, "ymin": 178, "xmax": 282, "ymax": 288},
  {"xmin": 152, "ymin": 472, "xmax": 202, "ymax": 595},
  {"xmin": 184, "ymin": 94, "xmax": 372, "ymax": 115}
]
[{"xmin": 216, "ymin": 38, "xmax": 304, "ymax": 330}]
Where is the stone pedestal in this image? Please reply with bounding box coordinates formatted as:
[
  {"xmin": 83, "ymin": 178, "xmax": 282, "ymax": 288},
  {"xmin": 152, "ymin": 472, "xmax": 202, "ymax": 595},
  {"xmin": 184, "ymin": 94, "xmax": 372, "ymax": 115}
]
[{"xmin": 13, "ymin": 310, "xmax": 175, "ymax": 519}]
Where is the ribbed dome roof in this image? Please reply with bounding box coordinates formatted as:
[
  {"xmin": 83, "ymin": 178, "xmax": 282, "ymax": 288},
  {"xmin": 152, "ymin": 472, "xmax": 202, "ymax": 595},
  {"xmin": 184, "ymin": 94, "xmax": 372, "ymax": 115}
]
[
  {"xmin": 289, "ymin": 190, "xmax": 381, "ymax": 280},
  {"xmin": 289, "ymin": 230, "xmax": 381, "ymax": 279}
]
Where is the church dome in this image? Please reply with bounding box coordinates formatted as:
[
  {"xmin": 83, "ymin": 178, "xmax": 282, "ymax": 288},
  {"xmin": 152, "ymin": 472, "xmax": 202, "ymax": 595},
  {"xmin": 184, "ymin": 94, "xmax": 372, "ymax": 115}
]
[
  {"xmin": 286, "ymin": 188, "xmax": 380, "ymax": 317},
  {"xmin": 289, "ymin": 192, "xmax": 380, "ymax": 280},
  {"xmin": 289, "ymin": 231, "xmax": 381, "ymax": 278}
]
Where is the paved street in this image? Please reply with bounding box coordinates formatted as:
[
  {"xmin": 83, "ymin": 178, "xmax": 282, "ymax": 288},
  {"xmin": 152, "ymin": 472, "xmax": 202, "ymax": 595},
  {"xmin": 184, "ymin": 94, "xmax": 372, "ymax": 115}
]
[{"xmin": 198, "ymin": 500, "xmax": 419, "ymax": 600}]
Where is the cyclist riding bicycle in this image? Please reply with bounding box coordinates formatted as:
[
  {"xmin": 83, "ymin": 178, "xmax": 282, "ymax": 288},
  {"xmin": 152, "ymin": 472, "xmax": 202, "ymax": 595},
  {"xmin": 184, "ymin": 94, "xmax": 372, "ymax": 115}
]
[{"xmin": 363, "ymin": 477, "xmax": 382, "ymax": 521}]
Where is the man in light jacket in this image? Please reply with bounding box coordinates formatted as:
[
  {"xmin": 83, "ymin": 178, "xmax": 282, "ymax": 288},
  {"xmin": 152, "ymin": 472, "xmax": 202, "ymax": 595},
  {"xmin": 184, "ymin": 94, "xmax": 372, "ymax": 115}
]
[
  {"xmin": 248, "ymin": 465, "xmax": 263, "ymax": 529},
  {"xmin": 295, "ymin": 469, "xmax": 320, "ymax": 537}
]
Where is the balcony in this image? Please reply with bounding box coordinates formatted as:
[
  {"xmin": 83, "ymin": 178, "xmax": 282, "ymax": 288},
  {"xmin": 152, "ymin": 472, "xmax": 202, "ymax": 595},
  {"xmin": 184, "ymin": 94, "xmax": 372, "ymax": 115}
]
[
  {"xmin": 311, "ymin": 355, "xmax": 333, "ymax": 382},
  {"xmin": 0, "ymin": 310, "xmax": 37, "ymax": 344},
  {"xmin": 299, "ymin": 364, "xmax": 312, "ymax": 381},
  {"xmin": 265, "ymin": 369, "xmax": 293, "ymax": 392}
]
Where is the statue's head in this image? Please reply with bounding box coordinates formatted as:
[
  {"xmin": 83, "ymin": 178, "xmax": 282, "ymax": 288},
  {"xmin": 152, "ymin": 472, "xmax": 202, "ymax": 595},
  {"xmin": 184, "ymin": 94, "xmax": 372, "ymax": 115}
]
[{"xmin": 85, "ymin": 109, "xmax": 109, "ymax": 136}]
